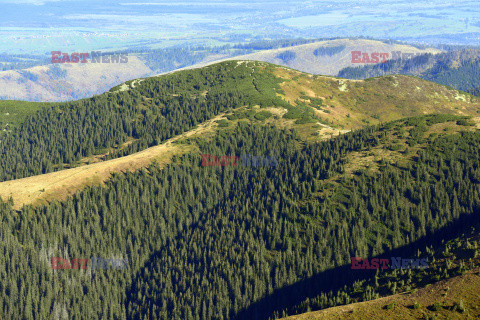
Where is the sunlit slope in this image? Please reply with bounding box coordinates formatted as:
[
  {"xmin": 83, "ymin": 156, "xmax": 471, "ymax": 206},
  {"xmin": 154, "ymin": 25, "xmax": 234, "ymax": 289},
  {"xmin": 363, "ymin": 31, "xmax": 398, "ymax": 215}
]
[
  {"xmin": 269, "ymin": 65, "xmax": 480, "ymax": 132},
  {"xmin": 0, "ymin": 114, "xmax": 224, "ymax": 209}
]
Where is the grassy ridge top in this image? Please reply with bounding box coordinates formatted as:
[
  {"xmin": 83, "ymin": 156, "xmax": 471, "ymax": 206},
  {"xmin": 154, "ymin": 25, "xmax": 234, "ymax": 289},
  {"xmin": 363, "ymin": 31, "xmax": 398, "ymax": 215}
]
[
  {"xmin": 268, "ymin": 64, "xmax": 480, "ymax": 130},
  {"xmin": 338, "ymin": 48, "xmax": 480, "ymax": 94},
  {"xmin": 112, "ymin": 59, "xmax": 480, "ymax": 138}
]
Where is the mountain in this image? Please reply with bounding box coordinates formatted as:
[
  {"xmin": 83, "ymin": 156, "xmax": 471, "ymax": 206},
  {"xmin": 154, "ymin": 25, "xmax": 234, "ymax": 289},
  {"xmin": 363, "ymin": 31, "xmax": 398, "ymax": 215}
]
[
  {"xmin": 0, "ymin": 38, "xmax": 442, "ymax": 102},
  {"xmin": 0, "ymin": 55, "xmax": 152, "ymax": 102},
  {"xmin": 1, "ymin": 61, "xmax": 479, "ymax": 208},
  {"xmin": 0, "ymin": 61, "xmax": 480, "ymax": 320},
  {"xmin": 338, "ymin": 49, "xmax": 480, "ymax": 93},
  {"xmin": 230, "ymin": 39, "xmax": 441, "ymax": 76}
]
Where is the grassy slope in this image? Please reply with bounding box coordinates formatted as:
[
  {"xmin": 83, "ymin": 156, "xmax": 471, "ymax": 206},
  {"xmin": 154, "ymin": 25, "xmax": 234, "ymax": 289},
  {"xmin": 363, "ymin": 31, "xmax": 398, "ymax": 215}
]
[{"xmin": 270, "ymin": 65, "xmax": 480, "ymax": 130}]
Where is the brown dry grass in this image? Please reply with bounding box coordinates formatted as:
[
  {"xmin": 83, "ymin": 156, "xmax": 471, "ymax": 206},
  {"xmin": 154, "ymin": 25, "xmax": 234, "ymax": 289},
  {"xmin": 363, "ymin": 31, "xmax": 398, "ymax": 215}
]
[
  {"xmin": 272, "ymin": 69, "xmax": 480, "ymax": 133},
  {"xmin": 0, "ymin": 141, "xmax": 184, "ymax": 209}
]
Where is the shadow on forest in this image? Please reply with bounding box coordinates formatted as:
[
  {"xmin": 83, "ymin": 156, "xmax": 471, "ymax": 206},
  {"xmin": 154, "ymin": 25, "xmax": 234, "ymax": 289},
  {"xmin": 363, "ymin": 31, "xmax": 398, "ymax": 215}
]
[
  {"xmin": 125, "ymin": 210, "xmax": 479, "ymax": 320},
  {"xmin": 233, "ymin": 211, "xmax": 480, "ymax": 320}
]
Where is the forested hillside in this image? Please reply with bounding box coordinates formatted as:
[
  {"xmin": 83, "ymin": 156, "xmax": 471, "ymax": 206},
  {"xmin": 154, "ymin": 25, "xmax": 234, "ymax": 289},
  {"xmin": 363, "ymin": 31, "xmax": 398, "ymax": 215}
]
[
  {"xmin": 281, "ymin": 229, "xmax": 480, "ymax": 319},
  {"xmin": 1, "ymin": 112, "xmax": 480, "ymax": 319},
  {"xmin": 1, "ymin": 62, "xmax": 480, "ymax": 319},
  {"xmin": 1, "ymin": 61, "xmax": 478, "ymax": 183},
  {"xmin": 0, "ymin": 61, "xmax": 286, "ymax": 181}
]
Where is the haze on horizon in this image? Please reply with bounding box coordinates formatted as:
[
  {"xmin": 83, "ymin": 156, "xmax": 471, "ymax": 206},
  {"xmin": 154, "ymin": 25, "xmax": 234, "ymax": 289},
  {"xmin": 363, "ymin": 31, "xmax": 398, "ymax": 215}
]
[{"xmin": 1, "ymin": 0, "xmax": 479, "ymax": 54}]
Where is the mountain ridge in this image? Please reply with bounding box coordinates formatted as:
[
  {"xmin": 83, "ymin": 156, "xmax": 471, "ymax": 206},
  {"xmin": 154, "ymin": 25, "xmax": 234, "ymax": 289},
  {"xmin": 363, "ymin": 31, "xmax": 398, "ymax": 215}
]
[{"xmin": 1, "ymin": 61, "xmax": 479, "ymax": 209}]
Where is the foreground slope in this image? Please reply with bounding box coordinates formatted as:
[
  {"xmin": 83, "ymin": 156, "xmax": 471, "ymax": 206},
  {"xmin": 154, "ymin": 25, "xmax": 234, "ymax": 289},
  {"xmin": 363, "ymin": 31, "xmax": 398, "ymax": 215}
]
[{"xmin": 281, "ymin": 233, "xmax": 480, "ymax": 320}]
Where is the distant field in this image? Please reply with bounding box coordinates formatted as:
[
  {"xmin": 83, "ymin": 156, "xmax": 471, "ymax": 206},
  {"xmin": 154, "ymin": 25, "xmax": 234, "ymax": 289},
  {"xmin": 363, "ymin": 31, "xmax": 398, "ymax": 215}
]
[{"xmin": 2, "ymin": 0, "xmax": 480, "ymax": 55}]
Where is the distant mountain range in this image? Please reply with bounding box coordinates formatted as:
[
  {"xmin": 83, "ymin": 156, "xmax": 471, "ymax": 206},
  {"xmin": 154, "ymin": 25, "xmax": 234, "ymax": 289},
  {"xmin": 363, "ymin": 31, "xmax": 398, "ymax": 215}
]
[
  {"xmin": 338, "ymin": 48, "xmax": 480, "ymax": 94},
  {"xmin": 0, "ymin": 38, "xmax": 443, "ymax": 102},
  {"xmin": 4, "ymin": 37, "xmax": 480, "ymax": 103},
  {"xmin": 229, "ymin": 38, "xmax": 441, "ymax": 76}
]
